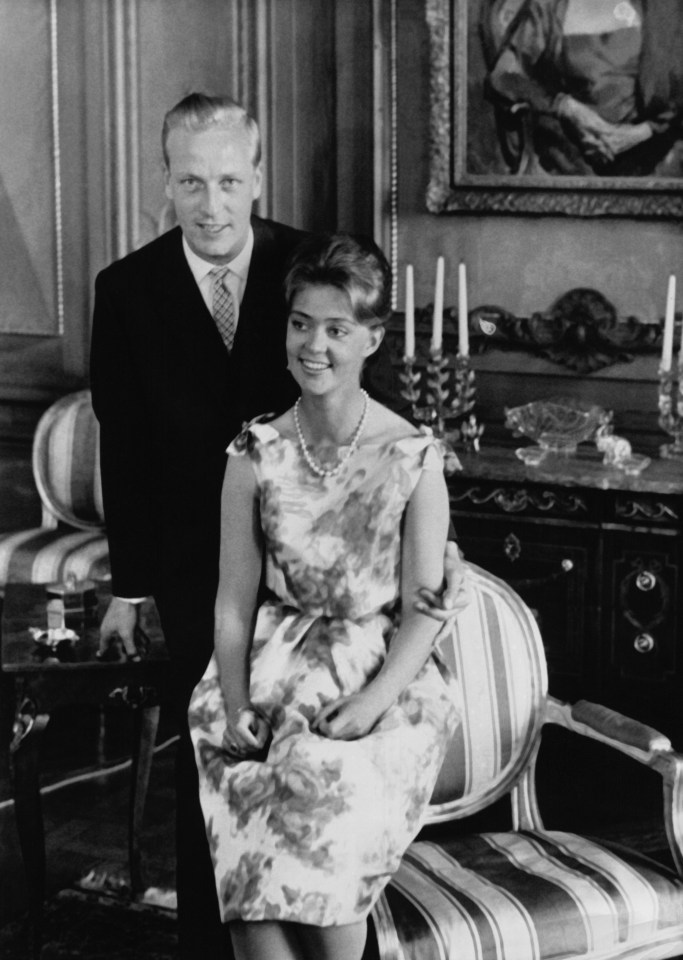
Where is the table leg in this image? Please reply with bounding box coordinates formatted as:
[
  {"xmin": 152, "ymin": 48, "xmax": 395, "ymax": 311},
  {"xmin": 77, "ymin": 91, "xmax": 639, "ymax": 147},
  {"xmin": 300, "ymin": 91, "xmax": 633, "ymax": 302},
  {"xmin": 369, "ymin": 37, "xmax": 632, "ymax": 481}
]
[
  {"xmin": 128, "ymin": 703, "xmax": 160, "ymax": 896},
  {"xmin": 10, "ymin": 703, "xmax": 50, "ymax": 960}
]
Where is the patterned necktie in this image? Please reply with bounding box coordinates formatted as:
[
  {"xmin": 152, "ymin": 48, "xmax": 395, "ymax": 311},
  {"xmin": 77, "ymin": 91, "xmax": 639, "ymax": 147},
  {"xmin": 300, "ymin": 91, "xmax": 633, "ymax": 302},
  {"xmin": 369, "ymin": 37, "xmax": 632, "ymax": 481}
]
[{"xmin": 210, "ymin": 265, "xmax": 237, "ymax": 351}]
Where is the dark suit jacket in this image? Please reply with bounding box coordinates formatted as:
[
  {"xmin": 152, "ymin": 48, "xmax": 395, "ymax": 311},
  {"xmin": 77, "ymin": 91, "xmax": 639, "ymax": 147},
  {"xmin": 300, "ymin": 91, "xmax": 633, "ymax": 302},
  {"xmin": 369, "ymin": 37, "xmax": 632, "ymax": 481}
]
[{"xmin": 90, "ymin": 216, "xmax": 400, "ymax": 602}]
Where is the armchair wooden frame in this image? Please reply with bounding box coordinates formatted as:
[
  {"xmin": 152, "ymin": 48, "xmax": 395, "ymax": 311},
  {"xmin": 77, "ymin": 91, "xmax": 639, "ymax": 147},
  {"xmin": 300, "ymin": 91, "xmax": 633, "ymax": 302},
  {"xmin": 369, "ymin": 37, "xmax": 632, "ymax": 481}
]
[{"xmin": 370, "ymin": 563, "xmax": 683, "ymax": 960}]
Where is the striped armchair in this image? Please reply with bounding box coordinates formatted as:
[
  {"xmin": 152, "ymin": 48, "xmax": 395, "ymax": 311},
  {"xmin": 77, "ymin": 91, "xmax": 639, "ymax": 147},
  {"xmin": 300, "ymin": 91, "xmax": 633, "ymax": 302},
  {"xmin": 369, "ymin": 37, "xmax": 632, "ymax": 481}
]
[
  {"xmin": 369, "ymin": 563, "xmax": 683, "ymax": 960},
  {"xmin": 0, "ymin": 390, "xmax": 109, "ymax": 588}
]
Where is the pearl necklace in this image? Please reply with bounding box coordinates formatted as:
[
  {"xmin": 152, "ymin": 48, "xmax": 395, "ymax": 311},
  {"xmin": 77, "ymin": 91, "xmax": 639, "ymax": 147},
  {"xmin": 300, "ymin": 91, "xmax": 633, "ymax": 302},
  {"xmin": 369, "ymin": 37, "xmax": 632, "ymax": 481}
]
[{"xmin": 294, "ymin": 389, "xmax": 369, "ymax": 478}]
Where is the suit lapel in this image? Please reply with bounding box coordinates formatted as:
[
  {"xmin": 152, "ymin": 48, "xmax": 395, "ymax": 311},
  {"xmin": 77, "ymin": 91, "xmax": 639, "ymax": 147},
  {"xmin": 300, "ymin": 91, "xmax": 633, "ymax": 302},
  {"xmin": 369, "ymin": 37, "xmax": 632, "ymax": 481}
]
[
  {"xmin": 154, "ymin": 229, "xmax": 213, "ymax": 335},
  {"xmin": 235, "ymin": 217, "xmax": 291, "ymax": 351}
]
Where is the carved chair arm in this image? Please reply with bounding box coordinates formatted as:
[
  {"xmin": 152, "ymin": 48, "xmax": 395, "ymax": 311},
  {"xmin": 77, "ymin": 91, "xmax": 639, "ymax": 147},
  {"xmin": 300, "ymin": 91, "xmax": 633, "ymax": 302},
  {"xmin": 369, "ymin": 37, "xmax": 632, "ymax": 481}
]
[
  {"xmin": 544, "ymin": 696, "xmax": 683, "ymax": 876},
  {"xmin": 546, "ymin": 697, "xmax": 672, "ymax": 758}
]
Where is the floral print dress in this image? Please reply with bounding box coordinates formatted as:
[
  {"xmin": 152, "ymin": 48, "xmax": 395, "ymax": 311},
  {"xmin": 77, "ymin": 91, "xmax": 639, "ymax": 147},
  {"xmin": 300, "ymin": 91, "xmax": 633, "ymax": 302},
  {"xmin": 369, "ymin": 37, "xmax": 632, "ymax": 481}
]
[{"xmin": 188, "ymin": 420, "xmax": 460, "ymax": 927}]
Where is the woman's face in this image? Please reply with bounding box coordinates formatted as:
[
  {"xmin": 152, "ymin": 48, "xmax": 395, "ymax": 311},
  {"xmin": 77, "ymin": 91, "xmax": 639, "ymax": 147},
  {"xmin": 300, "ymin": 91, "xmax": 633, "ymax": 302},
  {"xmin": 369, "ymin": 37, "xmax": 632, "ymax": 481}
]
[{"xmin": 286, "ymin": 284, "xmax": 384, "ymax": 398}]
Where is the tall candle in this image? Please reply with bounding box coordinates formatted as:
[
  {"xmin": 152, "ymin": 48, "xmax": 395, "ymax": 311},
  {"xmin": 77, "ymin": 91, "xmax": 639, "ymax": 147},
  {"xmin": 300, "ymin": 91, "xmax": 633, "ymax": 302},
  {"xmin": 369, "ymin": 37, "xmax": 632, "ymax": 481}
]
[
  {"xmin": 405, "ymin": 265, "xmax": 415, "ymax": 359},
  {"xmin": 431, "ymin": 256, "xmax": 445, "ymax": 353},
  {"xmin": 458, "ymin": 261, "xmax": 469, "ymax": 357},
  {"xmin": 662, "ymin": 274, "xmax": 676, "ymax": 372}
]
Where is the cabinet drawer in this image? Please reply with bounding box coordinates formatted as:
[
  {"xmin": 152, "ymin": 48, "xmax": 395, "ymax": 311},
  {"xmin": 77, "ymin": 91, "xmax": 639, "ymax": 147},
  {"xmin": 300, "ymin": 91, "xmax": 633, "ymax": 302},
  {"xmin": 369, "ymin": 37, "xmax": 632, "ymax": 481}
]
[
  {"xmin": 452, "ymin": 514, "xmax": 600, "ymax": 702},
  {"xmin": 602, "ymin": 528, "xmax": 681, "ymax": 729}
]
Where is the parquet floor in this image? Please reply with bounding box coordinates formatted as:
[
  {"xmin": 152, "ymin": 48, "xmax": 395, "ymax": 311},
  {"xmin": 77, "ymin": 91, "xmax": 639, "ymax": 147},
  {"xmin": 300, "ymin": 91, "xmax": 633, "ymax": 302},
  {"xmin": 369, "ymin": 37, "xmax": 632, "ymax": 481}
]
[{"xmin": 0, "ymin": 704, "xmax": 178, "ymax": 927}]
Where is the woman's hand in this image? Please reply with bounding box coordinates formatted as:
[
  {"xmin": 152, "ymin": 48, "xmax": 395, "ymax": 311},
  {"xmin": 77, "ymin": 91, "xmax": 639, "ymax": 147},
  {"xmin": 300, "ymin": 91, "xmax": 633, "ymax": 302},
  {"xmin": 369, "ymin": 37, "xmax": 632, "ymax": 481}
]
[
  {"xmin": 414, "ymin": 541, "xmax": 472, "ymax": 623},
  {"xmin": 557, "ymin": 96, "xmax": 652, "ymax": 162},
  {"xmin": 598, "ymin": 121, "xmax": 652, "ymax": 157},
  {"xmin": 312, "ymin": 692, "xmax": 385, "ymax": 741},
  {"xmin": 222, "ymin": 705, "xmax": 271, "ymax": 759},
  {"xmin": 557, "ymin": 95, "xmax": 620, "ymax": 160}
]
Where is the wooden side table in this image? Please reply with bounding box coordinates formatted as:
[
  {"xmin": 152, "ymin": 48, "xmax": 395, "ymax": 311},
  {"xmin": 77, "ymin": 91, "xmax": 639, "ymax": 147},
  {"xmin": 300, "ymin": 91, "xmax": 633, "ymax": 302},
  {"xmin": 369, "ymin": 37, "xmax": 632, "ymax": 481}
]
[{"xmin": 1, "ymin": 582, "xmax": 171, "ymax": 958}]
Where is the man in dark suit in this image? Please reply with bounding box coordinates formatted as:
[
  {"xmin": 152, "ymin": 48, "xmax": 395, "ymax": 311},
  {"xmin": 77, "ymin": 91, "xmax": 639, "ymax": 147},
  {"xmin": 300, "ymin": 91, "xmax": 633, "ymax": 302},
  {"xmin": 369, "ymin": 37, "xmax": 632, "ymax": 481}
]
[{"xmin": 90, "ymin": 92, "xmax": 405, "ymax": 958}]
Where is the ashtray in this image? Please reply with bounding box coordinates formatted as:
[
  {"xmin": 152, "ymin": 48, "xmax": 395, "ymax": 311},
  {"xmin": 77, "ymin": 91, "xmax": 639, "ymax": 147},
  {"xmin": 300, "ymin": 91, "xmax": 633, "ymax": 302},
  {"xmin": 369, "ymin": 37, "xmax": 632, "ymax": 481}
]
[
  {"xmin": 505, "ymin": 398, "xmax": 606, "ymax": 455},
  {"xmin": 29, "ymin": 626, "xmax": 80, "ymax": 647},
  {"xmin": 29, "ymin": 626, "xmax": 80, "ymax": 662}
]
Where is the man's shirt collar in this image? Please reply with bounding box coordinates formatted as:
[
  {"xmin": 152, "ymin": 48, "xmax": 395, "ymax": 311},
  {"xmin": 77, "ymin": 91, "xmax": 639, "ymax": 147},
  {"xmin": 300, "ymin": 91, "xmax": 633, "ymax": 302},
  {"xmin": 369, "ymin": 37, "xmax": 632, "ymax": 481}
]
[{"xmin": 181, "ymin": 227, "xmax": 254, "ymax": 286}]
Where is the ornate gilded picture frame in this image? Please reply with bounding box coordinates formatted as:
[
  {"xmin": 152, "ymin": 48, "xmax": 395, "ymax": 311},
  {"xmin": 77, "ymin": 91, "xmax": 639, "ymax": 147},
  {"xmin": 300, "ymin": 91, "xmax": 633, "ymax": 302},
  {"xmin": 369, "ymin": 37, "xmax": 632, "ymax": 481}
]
[{"xmin": 426, "ymin": 0, "xmax": 683, "ymax": 217}]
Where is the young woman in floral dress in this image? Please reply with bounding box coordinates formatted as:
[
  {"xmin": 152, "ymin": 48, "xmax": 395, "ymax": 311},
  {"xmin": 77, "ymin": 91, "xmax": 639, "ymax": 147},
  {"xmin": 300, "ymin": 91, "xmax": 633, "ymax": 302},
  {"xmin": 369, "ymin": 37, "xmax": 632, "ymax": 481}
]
[{"xmin": 189, "ymin": 233, "xmax": 462, "ymax": 960}]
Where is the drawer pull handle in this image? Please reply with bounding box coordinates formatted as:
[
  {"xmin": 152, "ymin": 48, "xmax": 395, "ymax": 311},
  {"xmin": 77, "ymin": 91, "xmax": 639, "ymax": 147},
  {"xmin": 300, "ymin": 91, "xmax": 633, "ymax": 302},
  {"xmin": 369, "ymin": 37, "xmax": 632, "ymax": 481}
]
[
  {"xmin": 503, "ymin": 532, "xmax": 521, "ymax": 562},
  {"xmin": 636, "ymin": 571, "xmax": 657, "ymax": 592},
  {"xmin": 633, "ymin": 633, "xmax": 655, "ymax": 654}
]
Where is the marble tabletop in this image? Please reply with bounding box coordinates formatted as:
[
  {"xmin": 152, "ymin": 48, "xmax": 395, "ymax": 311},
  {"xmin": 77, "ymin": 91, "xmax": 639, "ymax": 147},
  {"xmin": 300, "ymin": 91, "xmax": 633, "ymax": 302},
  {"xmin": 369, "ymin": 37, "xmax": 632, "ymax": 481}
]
[{"xmin": 452, "ymin": 443, "xmax": 683, "ymax": 496}]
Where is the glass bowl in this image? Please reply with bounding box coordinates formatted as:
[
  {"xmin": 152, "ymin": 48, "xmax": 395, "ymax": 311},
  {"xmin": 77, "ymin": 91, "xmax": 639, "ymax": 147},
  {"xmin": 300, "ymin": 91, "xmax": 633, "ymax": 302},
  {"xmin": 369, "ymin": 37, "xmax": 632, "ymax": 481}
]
[{"xmin": 505, "ymin": 398, "xmax": 606, "ymax": 454}]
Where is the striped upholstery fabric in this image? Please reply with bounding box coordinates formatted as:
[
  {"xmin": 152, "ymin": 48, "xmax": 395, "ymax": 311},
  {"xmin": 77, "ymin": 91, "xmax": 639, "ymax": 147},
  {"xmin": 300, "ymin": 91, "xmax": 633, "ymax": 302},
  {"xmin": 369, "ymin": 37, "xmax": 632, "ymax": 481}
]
[
  {"xmin": 429, "ymin": 564, "xmax": 547, "ymax": 819},
  {"xmin": 0, "ymin": 390, "xmax": 110, "ymax": 587},
  {"xmin": 0, "ymin": 528, "xmax": 110, "ymax": 585},
  {"xmin": 32, "ymin": 389, "xmax": 104, "ymax": 529},
  {"xmin": 373, "ymin": 832, "xmax": 683, "ymax": 960}
]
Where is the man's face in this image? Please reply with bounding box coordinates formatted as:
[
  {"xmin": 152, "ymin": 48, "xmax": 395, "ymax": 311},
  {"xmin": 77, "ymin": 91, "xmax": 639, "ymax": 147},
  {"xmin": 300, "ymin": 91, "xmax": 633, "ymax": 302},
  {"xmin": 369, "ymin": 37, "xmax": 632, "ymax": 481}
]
[{"xmin": 164, "ymin": 125, "xmax": 262, "ymax": 265}]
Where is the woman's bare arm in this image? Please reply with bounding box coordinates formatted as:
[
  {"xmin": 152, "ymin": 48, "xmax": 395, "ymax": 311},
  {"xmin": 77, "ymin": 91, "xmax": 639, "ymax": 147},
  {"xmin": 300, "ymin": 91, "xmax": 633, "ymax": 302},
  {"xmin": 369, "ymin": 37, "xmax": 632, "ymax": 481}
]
[
  {"xmin": 213, "ymin": 454, "xmax": 269, "ymax": 752},
  {"xmin": 313, "ymin": 465, "xmax": 449, "ymax": 739}
]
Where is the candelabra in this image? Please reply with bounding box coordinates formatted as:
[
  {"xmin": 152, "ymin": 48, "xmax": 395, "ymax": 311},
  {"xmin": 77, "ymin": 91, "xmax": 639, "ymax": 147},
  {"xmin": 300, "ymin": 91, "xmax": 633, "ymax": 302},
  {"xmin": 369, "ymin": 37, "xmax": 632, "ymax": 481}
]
[
  {"xmin": 399, "ymin": 350, "xmax": 483, "ymax": 460},
  {"xmin": 658, "ymin": 366, "xmax": 683, "ymax": 459}
]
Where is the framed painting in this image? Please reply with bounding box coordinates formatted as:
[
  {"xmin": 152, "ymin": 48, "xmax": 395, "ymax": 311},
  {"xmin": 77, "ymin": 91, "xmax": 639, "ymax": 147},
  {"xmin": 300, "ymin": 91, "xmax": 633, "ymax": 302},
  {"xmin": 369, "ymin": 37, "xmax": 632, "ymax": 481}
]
[{"xmin": 426, "ymin": 0, "xmax": 683, "ymax": 217}]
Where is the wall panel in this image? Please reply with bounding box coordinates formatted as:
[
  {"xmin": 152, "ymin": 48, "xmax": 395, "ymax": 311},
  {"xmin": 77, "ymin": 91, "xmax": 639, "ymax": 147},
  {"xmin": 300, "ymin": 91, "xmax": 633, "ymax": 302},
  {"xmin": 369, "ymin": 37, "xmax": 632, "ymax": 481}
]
[{"xmin": 0, "ymin": 0, "xmax": 380, "ymax": 428}]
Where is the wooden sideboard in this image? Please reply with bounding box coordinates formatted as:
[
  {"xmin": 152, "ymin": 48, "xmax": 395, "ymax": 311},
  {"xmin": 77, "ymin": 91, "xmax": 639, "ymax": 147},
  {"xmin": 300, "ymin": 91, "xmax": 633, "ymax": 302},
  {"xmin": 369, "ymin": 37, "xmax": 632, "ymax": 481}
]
[{"xmin": 448, "ymin": 445, "xmax": 683, "ymax": 741}]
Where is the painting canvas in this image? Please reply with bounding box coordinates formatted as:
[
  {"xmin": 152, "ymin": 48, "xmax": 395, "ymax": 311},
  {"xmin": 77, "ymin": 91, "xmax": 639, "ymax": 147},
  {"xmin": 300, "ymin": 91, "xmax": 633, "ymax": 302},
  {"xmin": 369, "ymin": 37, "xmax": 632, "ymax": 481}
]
[{"xmin": 427, "ymin": 0, "xmax": 683, "ymax": 216}]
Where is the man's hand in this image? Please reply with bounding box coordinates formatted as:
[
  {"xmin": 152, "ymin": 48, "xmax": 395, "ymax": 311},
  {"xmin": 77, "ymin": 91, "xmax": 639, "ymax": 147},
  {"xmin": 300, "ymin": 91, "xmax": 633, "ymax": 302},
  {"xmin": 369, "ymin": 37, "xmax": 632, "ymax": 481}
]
[
  {"xmin": 98, "ymin": 597, "xmax": 139, "ymax": 659},
  {"xmin": 414, "ymin": 541, "xmax": 471, "ymax": 623}
]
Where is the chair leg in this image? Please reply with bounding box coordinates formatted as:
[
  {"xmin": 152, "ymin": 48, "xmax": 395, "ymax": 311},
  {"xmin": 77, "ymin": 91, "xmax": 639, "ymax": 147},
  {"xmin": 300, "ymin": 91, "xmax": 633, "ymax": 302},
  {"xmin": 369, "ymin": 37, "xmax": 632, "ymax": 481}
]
[
  {"xmin": 10, "ymin": 705, "xmax": 50, "ymax": 960},
  {"xmin": 128, "ymin": 703, "xmax": 160, "ymax": 897}
]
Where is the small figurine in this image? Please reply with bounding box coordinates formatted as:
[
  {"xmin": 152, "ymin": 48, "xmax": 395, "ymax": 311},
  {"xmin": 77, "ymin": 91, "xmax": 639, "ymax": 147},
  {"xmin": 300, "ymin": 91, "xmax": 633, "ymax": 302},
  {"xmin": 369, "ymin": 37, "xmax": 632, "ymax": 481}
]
[
  {"xmin": 595, "ymin": 418, "xmax": 651, "ymax": 475},
  {"xmin": 596, "ymin": 425, "xmax": 632, "ymax": 466}
]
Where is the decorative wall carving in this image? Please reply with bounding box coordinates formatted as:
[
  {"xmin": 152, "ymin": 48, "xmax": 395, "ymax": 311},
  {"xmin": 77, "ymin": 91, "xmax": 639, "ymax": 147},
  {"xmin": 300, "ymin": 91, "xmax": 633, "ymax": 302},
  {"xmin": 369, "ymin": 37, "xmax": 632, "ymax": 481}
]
[
  {"xmin": 469, "ymin": 289, "xmax": 664, "ymax": 374},
  {"xmin": 386, "ymin": 288, "xmax": 666, "ymax": 373}
]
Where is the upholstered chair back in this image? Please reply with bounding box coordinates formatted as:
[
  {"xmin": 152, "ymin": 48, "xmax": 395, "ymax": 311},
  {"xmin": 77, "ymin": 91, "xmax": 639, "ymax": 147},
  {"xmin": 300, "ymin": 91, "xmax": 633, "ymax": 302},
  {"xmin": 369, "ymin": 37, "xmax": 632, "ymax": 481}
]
[
  {"xmin": 0, "ymin": 390, "xmax": 109, "ymax": 587},
  {"xmin": 429, "ymin": 562, "xmax": 547, "ymax": 821},
  {"xmin": 32, "ymin": 389, "xmax": 104, "ymax": 531}
]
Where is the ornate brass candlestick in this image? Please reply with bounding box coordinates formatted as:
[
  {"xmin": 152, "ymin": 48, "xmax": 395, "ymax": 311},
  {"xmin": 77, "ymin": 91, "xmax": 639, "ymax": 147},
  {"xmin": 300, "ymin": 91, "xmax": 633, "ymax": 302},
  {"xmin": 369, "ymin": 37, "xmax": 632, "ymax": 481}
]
[
  {"xmin": 399, "ymin": 350, "xmax": 482, "ymax": 454},
  {"xmin": 658, "ymin": 366, "xmax": 683, "ymax": 459}
]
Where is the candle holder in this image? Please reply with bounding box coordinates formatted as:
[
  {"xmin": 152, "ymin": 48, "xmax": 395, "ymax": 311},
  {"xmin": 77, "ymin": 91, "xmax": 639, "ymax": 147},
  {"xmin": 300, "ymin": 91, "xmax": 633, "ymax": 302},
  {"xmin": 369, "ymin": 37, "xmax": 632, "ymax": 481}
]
[
  {"xmin": 399, "ymin": 350, "xmax": 482, "ymax": 454},
  {"xmin": 658, "ymin": 366, "xmax": 683, "ymax": 459}
]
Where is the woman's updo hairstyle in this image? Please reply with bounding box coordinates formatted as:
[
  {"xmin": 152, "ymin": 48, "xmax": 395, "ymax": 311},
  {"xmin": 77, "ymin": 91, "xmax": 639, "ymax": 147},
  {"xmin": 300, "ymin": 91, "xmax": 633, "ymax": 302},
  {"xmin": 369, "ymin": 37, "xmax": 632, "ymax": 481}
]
[{"xmin": 284, "ymin": 233, "xmax": 392, "ymax": 327}]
